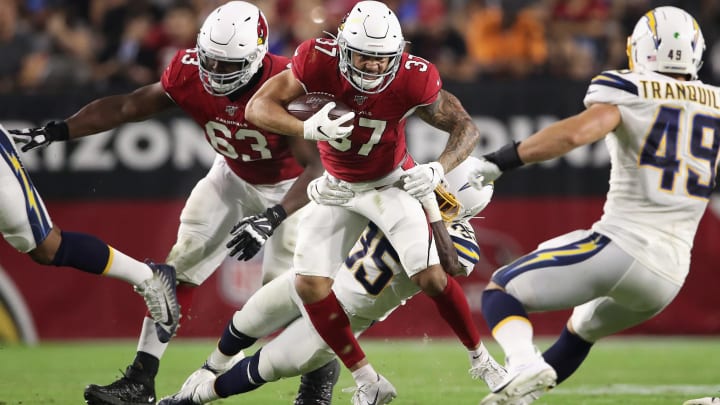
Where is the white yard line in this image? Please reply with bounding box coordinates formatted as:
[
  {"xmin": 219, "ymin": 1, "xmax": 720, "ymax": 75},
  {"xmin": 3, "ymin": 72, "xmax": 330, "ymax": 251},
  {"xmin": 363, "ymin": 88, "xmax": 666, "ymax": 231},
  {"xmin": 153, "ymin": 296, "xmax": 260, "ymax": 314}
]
[{"xmin": 552, "ymin": 384, "xmax": 720, "ymax": 395}]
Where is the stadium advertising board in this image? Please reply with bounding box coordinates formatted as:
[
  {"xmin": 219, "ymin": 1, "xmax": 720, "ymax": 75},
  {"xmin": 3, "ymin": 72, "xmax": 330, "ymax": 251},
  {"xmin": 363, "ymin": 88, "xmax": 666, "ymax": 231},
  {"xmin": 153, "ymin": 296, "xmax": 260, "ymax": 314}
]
[{"xmin": 0, "ymin": 80, "xmax": 718, "ymax": 341}]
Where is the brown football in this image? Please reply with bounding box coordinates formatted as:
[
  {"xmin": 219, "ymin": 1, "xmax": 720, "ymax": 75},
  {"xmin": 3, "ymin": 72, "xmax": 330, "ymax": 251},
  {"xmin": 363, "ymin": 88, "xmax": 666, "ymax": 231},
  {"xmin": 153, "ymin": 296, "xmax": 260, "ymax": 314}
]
[{"xmin": 286, "ymin": 92, "xmax": 353, "ymax": 126}]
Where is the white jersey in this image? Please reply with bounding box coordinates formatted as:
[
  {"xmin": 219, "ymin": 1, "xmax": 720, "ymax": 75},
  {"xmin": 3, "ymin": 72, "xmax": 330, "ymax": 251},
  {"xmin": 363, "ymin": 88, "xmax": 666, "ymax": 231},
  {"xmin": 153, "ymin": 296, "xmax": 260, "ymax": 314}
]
[
  {"xmin": 0, "ymin": 124, "xmax": 53, "ymax": 253},
  {"xmin": 333, "ymin": 220, "xmax": 480, "ymax": 321},
  {"xmin": 585, "ymin": 70, "xmax": 720, "ymax": 284},
  {"xmin": 233, "ymin": 218, "xmax": 482, "ymax": 381}
]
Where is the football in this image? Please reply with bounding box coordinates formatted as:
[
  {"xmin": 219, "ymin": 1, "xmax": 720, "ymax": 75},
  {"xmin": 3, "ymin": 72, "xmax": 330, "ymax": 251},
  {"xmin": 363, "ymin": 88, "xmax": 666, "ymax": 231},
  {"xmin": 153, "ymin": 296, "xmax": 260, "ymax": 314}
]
[{"xmin": 286, "ymin": 92, "xmax": 353, "ymax": 125}]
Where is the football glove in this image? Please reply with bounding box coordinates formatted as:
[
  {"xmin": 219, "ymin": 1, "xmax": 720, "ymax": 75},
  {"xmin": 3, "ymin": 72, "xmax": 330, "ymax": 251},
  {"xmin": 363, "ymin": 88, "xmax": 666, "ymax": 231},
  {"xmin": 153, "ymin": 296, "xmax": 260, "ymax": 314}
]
[
  {"xmin": 307, "ymin": 176, "xmax": 354, "ymax": 205},
  {"xmin": 9, "ymin": 121, "xmax": 69, "ymax": 152},
  {"xmin": 227, "ymin": 205, "xmax": 287, "ymax": 261},
  {"xmin": 302, "ymin": 102, "xmax": 355, "ymax": 141},
  {"xmin": 402, "ymin": 161, "xmax": 444, "ymax": 199},
  {"xmin": 468, "ymin": 159, "xmax": 502, "ymax": 190}
]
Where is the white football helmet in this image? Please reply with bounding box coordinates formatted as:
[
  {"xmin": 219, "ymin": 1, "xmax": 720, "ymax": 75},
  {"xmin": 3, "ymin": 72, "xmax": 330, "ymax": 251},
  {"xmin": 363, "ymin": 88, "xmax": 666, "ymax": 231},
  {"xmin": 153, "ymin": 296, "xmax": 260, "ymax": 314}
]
[
  {"xmin": 437, "ymin": 156, "xmax": 494, "ymax": 222},
  {"xmin": 627, "ymin": 6, "xmax": 704, "ymax": 80},
  {"xmin": 337, "ymin": 1, "xmax": 405, "ymax": 94},
  {"xmin": 197, "ymin": 1, "xmax": 269, "ymax": 95}
]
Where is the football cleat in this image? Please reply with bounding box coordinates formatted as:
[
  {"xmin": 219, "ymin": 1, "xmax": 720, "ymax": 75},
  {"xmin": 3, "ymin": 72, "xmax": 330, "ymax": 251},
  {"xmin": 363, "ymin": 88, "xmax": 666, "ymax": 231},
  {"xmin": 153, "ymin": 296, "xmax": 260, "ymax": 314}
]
[
  {"xmin": 84, "ymin": 366, "xmax": 155, "ymax": 405},
  {"xmin": 158, "ymin": 377, "xmax": 217, "ymax": 405},
  {"xmin": 684, "ymin": 398, "xmax": 720, "ymax": 405},
  {"xmin": 480, "ymin": 358, "xmax": 556, "ymax": 405},
  {"xmin": 469, "ymin": 351, "xmax": 508, "ymax": 392},
  {"xmin": 294, "ymin": 359, "xmax": 341, "ymax": 405},
  {"xmin": 134, "ymin": 262, "xmax": 181, "ymax": 343},
  {"xmin": 346, "ymin": 373, "xmax": 397, "ymax": 405}
]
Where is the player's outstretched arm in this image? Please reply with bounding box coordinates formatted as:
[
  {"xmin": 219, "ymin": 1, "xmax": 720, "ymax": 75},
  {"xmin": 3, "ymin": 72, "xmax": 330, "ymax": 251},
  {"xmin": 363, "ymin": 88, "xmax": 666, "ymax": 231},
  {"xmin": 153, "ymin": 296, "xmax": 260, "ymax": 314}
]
[
  {"xmin": 65, "ymin": 82, "xmax": 175, "ymax": 138},
  {"xmin": 10, "ymin": 82, "xmax": 174, "ymax": 151},
  {"xmin": 469, "ymin": 103, "xmax": 621, "ymax": 190},
  {"xmin": 515, "ymin": 103, "xmax": 620, "ymax": 164}
]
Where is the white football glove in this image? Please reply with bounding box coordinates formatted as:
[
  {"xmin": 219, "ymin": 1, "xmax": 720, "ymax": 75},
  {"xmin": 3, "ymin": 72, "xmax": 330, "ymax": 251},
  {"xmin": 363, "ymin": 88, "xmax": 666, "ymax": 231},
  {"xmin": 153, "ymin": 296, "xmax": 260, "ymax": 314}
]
[
  {"xmin": 302, "ymin": 102, "xmax": 355, "ymax": 141},
  {"xmin": 402, "ymin": 161, "xmax": 444, "ymax": 199},
  {"xmin": 307, "ymin": 176, "xmax": 355, "ymax": 205},
  {"xmin": 468, "ymin": 159, "xmax": 502, "ymax": 190}
]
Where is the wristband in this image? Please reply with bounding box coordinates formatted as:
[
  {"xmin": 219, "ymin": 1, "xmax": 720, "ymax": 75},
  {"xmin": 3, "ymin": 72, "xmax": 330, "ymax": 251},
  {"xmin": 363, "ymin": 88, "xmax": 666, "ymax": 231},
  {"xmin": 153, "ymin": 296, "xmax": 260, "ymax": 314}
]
[
  {"xmin": 265, "ymin": 204, "xmax": 288, "ymax": 227},
  {"xmin": 419, "ymin": 194, "xmax": 442, "ymax": 223},
  {"xmin": 47, "ymin": 121, "xmax": 70, "ymax": 141},
  {"xmin": 483, "ymin": 141, "xmax": 524, "ymax": 171}
]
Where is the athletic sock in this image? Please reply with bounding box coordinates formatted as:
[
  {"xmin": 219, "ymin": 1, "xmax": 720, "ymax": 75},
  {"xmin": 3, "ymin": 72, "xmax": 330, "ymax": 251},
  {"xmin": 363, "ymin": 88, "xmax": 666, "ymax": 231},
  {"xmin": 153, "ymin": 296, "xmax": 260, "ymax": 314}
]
[
  {"xmin": 215, "ymin": 351, "xmax": 266, "ymax": 397},
  {"xmin": 136, "ymin": 316, "xmax": 168, "ymax": 359},
  {"xmin": 429, "ymin": 276, "xmax": 480, "ymax": 349},
  {"xmin": 542, "ymin": 326, "xmax": 593, "ymax": 383},
  {"xmin": 103, "ymin": 248, "xmax": 154, "ymax": 285},
  {"xmin": 468, "ymin": 342, "xmax": 490, "ymax": 366},
  {"xmin": 50, "ymin": 231, "xmax": 153, "ymax": 284},
  {"xmin": 126, "ymin": 351, "xmax": 160, "ymax": 383},
  {"xmin": 351, "ymin": 364, "xmax": 378, "ymax": 387},
  {"xmin": 304, "ymin": 292, "xmax": 365, "ymax": 369},
  {"xmin": 220, "ymin": 318, "xmax": 257, "ymax": 355},
  {"xmin": 482, "ymin": 289, "xmax": 536, "ymax": 365},
  {"xmin": 176, "ymin": 283, "xmax": 196, "ymax": 318}
]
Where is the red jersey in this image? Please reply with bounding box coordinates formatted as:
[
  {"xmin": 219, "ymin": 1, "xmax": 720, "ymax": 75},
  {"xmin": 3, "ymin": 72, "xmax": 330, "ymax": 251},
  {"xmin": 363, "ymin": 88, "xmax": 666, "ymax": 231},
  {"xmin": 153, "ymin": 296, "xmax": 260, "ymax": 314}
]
[
  {"xmin": 161, "ymin": 48, "xmax": 303, "ymax": 185},
  {"xmin": 291, "ymin": 38, "xmax": 441, "ymax": 182}
]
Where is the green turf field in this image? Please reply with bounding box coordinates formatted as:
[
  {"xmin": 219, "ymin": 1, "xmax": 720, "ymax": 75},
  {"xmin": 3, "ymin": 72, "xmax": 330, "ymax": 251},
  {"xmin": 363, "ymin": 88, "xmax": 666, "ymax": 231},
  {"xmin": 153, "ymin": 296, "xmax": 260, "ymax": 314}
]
[{"xmin": 0, "ymin": 337, "xmax": 718, "ymax": 404}]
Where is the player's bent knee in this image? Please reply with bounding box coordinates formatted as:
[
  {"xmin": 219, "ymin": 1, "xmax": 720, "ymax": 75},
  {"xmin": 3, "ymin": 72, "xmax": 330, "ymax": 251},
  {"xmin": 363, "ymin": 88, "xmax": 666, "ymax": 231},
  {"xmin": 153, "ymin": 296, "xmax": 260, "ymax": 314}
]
[
  {"xmin": 27, "ymin": 227, "xmax": 62, "ymax": 264},
  {"xmin": 294, "ymin": 275, "xmax": 333, "ymax": 303},
  {"xmin": 166, "ymin": 233, "xmax": 206, "ymax": 272},
  {"xmin": 411, "ymin": 265, "xmax": 447, "ymax": 296}
]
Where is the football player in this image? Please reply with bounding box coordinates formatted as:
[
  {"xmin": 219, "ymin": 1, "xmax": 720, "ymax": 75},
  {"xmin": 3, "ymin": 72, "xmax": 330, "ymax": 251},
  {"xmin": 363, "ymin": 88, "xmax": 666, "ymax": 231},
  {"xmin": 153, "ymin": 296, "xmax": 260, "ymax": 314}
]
[
  {"xmin": 469, "ymin": 6, "xmax": 718, "ymax": 404},
  {"xmin": 0, "ymin": 123, "xmax": 179, "ymax": 346},
  {"xmin": 158, "ymin": 157, "xmax": 506, "ymax": 405},
  {"xmin": 9, "ymin": 2, "xmax": 328, "ymax": 405},
  {"xmin": 242, "ymin": 1, "xmax": 487, "ymax": 403},
  {"xmin": 246, "ymin": 1, "xmax": 490, "ymax": 404}
]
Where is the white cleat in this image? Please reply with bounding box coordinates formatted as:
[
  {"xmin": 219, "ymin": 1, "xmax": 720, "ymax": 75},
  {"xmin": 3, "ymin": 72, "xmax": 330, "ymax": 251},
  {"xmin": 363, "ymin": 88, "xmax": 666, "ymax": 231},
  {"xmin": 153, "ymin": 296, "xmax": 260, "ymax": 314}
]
[
  {"xmin": 480, "ymin": 359, "xmax": 556, "ymax": 405},
  {"xmin": 180, "ymin": 367, "xmax": 216, "ymax": 393},
  {"xmin": 684, "ymin": 398, "xmax": 720, "ymax": 405},
  {"xmin": 180, "ymin": 352, "xmax": 245, "ymax": 393},
  {"xmin": 469, "ymin": 351, "xmax": 508, "ymax": 392},
  {"xmin": 158, "ymin": 378, "xmax": 217, "ymax": 405},
  {"xmin": 349, "ymin": 373, "xmax": 397, "ymax": 405}
]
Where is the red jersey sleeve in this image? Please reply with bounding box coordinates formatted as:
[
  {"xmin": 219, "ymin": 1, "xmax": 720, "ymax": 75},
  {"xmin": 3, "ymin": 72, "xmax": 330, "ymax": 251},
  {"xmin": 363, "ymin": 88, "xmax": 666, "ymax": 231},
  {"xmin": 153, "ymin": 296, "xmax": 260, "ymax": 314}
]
[
  {"xmin": 161, "ymin": 48, "xmax": 200, "ymax": 103},
  {"xmin": 399, "ymin": 54, "xmax": 442, "ymax": 107},
  {"xmin": 290, "ymin": 39, "xmax": 319, "ymax": 88}
]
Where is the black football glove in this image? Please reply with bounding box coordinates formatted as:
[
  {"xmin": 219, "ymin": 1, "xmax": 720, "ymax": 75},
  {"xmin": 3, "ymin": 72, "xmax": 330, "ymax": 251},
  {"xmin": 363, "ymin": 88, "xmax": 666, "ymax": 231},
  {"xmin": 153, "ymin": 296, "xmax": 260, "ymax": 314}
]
[
  {"xmin": 8, "ymin": 121, "xmax": 69, "ymax": 152},
  {"xmin": 227, "ymin": 205, "xmax": 287, "ymax": 261}
]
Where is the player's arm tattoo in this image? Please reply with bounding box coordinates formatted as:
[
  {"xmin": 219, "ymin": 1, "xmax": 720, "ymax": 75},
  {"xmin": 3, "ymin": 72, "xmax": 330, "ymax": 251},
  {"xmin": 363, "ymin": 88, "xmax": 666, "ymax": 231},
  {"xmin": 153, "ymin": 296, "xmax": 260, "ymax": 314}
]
[{"xmin": 416, "ymin": 89, "xmax": 480, "ymax": 171}]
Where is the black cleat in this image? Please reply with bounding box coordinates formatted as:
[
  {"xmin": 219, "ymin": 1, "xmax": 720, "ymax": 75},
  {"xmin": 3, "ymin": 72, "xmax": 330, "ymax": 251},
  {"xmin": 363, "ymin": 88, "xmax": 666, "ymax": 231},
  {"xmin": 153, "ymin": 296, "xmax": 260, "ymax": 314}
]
[
  {"xmin": 294, "ymin": 358, "xmax": 341, "ymax": 405},
  {"xmin": 84, "ymin": 366, "xmax": 156, "ymax": 405}
]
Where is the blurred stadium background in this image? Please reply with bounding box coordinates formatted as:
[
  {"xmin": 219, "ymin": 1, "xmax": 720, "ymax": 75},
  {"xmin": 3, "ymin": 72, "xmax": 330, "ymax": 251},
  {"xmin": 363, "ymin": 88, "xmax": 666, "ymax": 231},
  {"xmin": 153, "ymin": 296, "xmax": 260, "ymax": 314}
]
[{"xmin": 0, "ymin": 0, "xmax": 719, "ymax": 393}]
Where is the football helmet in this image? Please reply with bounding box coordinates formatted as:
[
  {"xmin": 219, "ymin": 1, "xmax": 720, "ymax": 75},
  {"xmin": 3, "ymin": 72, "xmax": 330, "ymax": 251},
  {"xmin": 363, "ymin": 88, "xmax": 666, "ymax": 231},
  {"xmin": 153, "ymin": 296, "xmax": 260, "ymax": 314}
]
[
  {"xmin": 627, "ymin": 6, "xmax": 704, "ymax": 80},
  {"xmin": 337, "ymin": 1, "xmax": 405, "ymax": 94},
  {"xmin": 436, "ymin": 156, "xmax": 494, "ymax": 222},
  {"xmin": 197, "ymin": 1, "xmax": 269, "ymax": 95}
]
